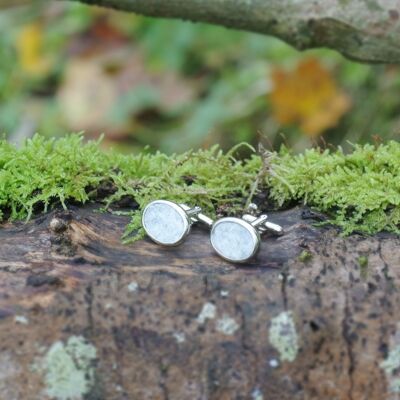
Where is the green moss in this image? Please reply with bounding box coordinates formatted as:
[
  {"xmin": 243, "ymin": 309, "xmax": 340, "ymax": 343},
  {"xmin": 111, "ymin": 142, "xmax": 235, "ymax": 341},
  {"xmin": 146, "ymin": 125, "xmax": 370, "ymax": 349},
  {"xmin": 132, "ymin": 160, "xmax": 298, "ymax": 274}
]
[
  {"xmin": 1, "ymin": 134, "xmax": 400, "ymax": 239},
  {"xmin": 358, "ymin": 256, "xmax": 368, "ymax": 267},
  {"xmin": 0, "ymin": 134, "xmax": 110, "ymax": 221},
  {"xmin": 269, "ymin": 142, "xmax": 400, "ymax": 236},
  {"xmin": 358, "ymin": 255, "xmax": 369, "ymax": 279},
  {"xmin": 298, "ymin": 250, "xmax": 312, "ymax": 263},
  {"xmin": 0, "ymin": 134, "xmax": 259, "ymax": 241}
]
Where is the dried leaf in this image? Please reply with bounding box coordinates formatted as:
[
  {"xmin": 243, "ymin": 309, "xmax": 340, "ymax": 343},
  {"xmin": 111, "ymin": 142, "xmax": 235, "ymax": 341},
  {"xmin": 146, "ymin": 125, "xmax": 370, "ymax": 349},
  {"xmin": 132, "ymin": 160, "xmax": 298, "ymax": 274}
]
[
  {"xmin": 15, "ymin": 22, "xmax": 51, "ymax": 76},
  {"xmin": 270, "ymin": 58, "xmax": 351, "ymax": 137}
]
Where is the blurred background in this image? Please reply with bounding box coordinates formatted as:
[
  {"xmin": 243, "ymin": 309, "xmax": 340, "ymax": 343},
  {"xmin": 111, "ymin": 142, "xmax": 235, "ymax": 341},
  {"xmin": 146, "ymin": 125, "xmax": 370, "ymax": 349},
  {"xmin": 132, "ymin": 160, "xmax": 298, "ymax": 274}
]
[{"xmin": 1, "ymin": 1, "xmax": 400, "ymax": 154}]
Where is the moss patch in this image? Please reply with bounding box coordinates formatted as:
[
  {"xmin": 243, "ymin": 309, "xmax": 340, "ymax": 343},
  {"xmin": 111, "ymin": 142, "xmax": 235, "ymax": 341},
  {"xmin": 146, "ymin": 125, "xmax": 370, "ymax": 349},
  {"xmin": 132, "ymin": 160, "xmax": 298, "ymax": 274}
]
[
  {"xmin": 269, "ymin": 142, "xmax": 400, "ymax": 235},
  {"xmin": 298, "ymin": 250, "xmax": 312, "ymax": 263},
  {"xmin": 358, "ymin": 255, "xmax": 369, "ymax": 279},
  {"xmin": 1, "ymin": 134, "xmax": 400, "ymax": 238}
]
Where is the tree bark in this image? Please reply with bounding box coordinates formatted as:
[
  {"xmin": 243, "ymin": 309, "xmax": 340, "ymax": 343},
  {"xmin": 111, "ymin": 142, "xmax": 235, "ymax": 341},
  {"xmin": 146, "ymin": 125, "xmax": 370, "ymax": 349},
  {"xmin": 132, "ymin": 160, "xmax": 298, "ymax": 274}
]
[
  {"xmin": 65, "ymin": 0, "xmax": 400, "ymax": 64},
  {"xmin": 0, "ymin": 203, "xmax": 399, "ymax": 399}
]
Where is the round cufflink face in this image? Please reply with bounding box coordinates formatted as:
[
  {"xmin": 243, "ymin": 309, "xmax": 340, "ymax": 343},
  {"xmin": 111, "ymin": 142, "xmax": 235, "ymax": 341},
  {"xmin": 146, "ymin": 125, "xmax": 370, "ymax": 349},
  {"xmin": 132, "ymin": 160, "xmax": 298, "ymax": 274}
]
[
  {"xmin": 142, "ymin": 200, "xmax": 191, "ymax": 246},
  {"xmin": 210, "ymin": 217, "xmax": 260, "ymax": 263}
]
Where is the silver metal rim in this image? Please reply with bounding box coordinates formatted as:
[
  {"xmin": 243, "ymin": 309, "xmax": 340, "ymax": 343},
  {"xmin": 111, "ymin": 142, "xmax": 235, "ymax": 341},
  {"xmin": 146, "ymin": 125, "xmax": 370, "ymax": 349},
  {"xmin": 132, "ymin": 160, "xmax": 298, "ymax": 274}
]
[
  {"xmin": 210, "ymin": 217, "xmax": 261, "ymax": 263},
  {"xmin": 142, "ymin": 200, "xmax": 191, "ymax": 246}
]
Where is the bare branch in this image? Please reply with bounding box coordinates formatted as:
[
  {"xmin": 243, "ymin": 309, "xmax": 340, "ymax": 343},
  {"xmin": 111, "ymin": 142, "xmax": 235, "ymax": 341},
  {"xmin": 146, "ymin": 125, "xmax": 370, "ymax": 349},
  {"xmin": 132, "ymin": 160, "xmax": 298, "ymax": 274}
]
[{"xmin": 65, "ymin": 0, "xmax": 400, "ymax": 63}]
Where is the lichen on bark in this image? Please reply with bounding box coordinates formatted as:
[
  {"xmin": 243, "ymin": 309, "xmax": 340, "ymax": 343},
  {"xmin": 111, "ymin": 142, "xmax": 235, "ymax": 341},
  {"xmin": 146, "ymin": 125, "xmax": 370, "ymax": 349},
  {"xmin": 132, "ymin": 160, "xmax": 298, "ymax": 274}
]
[
  {"xmin": 269, "ymin": 311, "xmax": 299, "ymax": 362},
  {"xmin": 38, "ymin": 335, "xmax": 97, "ymax": 400}
]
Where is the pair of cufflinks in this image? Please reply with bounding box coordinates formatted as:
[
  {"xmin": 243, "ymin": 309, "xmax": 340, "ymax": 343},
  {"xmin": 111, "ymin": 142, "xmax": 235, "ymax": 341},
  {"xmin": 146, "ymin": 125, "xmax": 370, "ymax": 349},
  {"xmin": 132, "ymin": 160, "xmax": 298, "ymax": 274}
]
[{"xmin": 141, "ymin": 200, "xmax": 284, "ymax": 263}]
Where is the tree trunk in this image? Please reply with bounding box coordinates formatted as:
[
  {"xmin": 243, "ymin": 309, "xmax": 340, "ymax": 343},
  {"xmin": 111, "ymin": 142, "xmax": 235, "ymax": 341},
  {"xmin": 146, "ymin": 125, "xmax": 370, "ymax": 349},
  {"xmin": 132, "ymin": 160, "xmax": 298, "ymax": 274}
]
[
  {"xmin": 0, "ymin": 203, "xmax": 399, "ymax": 399},
  {"xmin": 66, "ymin": 0, "xmax": 400, "ymax": 64}
]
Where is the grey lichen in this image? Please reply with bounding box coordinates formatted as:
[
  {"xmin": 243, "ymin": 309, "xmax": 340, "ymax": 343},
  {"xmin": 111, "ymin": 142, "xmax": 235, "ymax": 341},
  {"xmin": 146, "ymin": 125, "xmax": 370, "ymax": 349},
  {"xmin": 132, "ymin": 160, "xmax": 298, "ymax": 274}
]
[
  {"xmin": 127, "ymin": 281, "xmax": 139, "ymax": 292},
  {"xmin": 220, "ymin": 290, "xmax": 229, "ymax": 298},
  {"xmin": 14, "ymin": 315, "xmax": 29, "ymax": 325},
  {"xmin": 0, "ymin": 352, "xmax": 21, "ymax": 399},
  {"xmin": 380, "ymin": 324, "xmax": 400, "ymax": 394},
  {"xmin": 41, "ymin": 335, "xmax": 97, "ymax": 400},
  {"xmin": 196, "ymin": 302, "xmax": 216, "ymax": 324},
  {"xmin": 215, "ymin": 314, "xmax": 240, "ymax": 336},
  {"xmin": 251, "ymin": 387, "xmax": 264, "ymax": 400},
  {"xmin": 269, "ymin": 358, "xmax": 279, "ymax": 368},
  {"xmin": 269, "ymin": 311, "xmax": 299, "ymax": 362},
  {"xmin": 173, "ymin": 332, "xmax": 186, "ymax": 344}
]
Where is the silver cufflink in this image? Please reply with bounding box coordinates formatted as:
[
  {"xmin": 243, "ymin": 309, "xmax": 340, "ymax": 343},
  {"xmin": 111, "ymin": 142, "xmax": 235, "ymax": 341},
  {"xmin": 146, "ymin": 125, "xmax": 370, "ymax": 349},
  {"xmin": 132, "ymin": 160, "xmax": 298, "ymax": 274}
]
[
  {"xmin": 142, "ymin": 200, "xmax": 212, "ymax": 246},
  {"xmin": 142, "ymin": 200, "xmax": 284, "ymax": 264},
  {"xmin": 210, "ymin": 207, "xmax": 283, "ymax": 263}
]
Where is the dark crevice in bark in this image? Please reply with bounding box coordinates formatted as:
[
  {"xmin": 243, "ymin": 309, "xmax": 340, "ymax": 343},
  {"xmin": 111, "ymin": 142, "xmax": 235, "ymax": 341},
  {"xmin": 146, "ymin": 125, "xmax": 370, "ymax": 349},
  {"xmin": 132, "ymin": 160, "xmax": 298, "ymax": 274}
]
[
  {"xmin": 85, "ymin": 283, "xmax": 95, "ymax": 336},
  {"xmin": 342, "ymin": 289, "xmax": 355, "ymax": 400},
  {"xmin": 159, "ymin": 364, "xmax": 170, "ymax": 400},
  {"xmin": 280, "ymin": 267, "xmax": 289, "ymax": 310}
]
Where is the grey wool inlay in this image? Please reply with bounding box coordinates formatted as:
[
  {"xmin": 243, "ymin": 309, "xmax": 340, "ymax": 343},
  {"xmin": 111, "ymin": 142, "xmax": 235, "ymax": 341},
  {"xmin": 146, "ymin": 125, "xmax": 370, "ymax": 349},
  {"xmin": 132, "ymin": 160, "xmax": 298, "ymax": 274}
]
[
  {"xmin": 143, "ymin": 203, "xmax": 187, "ymax": 245},
  {"xmin": 211, "ymin": 221, "xmax": 256, "ymax": 261}
]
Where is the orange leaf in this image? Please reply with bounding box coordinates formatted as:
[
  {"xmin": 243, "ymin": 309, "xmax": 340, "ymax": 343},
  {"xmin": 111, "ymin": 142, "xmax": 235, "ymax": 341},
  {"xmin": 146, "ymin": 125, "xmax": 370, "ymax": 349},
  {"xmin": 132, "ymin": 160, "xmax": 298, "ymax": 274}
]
[{"xmin": 270, "ymin": 58, "xmax": 351, "ymax": 137}]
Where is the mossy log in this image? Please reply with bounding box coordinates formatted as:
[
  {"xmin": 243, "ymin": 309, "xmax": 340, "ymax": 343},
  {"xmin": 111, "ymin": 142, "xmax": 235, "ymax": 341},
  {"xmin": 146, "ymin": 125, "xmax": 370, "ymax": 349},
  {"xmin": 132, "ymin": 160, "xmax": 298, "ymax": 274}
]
[{"xmin": 1, "ymin": 204, "xmax": 400, "ymax": 399}]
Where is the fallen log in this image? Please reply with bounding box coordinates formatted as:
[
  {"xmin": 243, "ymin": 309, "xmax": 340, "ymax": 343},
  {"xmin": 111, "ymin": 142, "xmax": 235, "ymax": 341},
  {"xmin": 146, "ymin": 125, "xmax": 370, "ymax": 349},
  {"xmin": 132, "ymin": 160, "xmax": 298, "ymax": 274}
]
[{"xmin": 0, "ymin": 203, "xmax": 399, "ymax": 399}]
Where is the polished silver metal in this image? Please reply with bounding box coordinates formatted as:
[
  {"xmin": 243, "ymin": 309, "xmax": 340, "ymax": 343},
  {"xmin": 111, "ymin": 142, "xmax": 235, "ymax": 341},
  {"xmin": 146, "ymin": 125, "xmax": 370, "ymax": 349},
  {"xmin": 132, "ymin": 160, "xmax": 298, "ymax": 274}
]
[
  {"xmin": 142, "ymin": 200, "xmax": 212, "ymax": 246},
  {"xmin": 243, "ymin": 203, "xmax": 284, "ymax": 235},
  {"xmin": 242, "ymin": 214, "xmax": 284, "ymax": 235},
  {"xmin": 210, "ymin": 217, "xmax": 261, "ymax": 263},
  {"xmin": 180, "ymin": 204, "xmax": 213, "ymax": 227},
  {"xmin": 210, "ymin": 210, "xmax": 283, "ymax": 263},
  {"xmin": 247, "ymin": 202, "xmax": 259, "ymax": 215}
]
